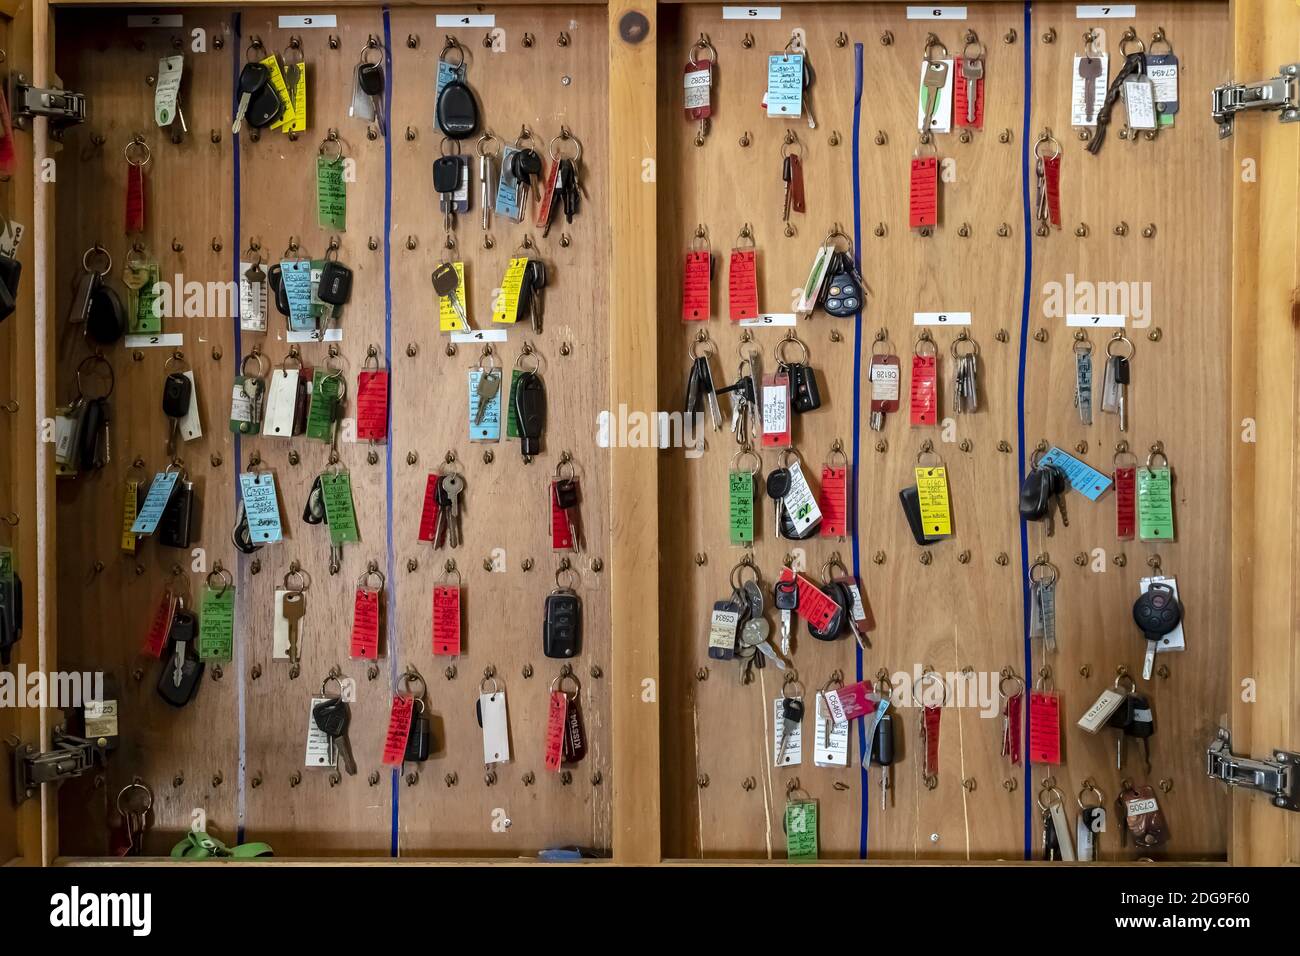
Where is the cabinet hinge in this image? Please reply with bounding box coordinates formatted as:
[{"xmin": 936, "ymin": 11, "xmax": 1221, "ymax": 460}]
[
  {"xmin": 10, "ymin": 75, "xmax": 88, "ymax": 135},
  {"xmin": 1211, "ymin": 64, "xmax": 1300, "ymax": 139},
  {"xmin": 1205, "ymin": 727, "xmax": 1300, "ymax": 811},
  {"xmin": 7, "ymin": 729, "xmax": 100, "ymax": 804}
]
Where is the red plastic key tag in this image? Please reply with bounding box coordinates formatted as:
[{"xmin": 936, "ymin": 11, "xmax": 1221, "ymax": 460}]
[
  {"xmin": 544, "ymin": 689, "xmax": 568, "ymax": 772},
  {"xmin": 349, "ymin": 570, "xmax": 384, "ymax": 660},
  {"xmin": 356, "ymin": 357, "xmax": 390, "ymax": 442},
  {"xmin": 1029, "ymin": 688, "xmax": 1061, "ymax": 765},
  {"xmin": 682, "ymin": 236, "xmax": 711, "ymax": 322},
  {"xmin": 910, "ymin": 334, "xmax": 939, "ymax": 426},
  {"xmin": 432, "ymin": 573, "xmax": 462, "ymax": 657},
  {"xmin": 125, "ymin": 137, "xmax": 149, "ymax": 234},
  {"xmin": 819, "ymin": 456, "xmax": 848, "ymax": 539},
  {"xmin": 728, "ymin": 228, "xmax": 759, "ymax": 322},
  {"xmin": 382, "ymin": 695, "xmax": 415, "ymax": 766},
  {"xmin": 909, "ymin": 151, "xmax": 939, "ymax": 230},
  {"xmin": 1114, "ymin": 447, "xmax": 1138, "ymax": 541}
]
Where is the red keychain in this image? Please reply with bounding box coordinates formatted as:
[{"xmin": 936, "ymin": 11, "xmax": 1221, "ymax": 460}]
[
  {"xmin": 682, "ymin": 228, "xmax": 711, "ymax": 322},
  {"xmin": 1114, "ymin": 445, "xmax": 1137, "ymax": 540},
  {"xmin": 418, "ymin": 473, "xmax": 442, "ymax": 542},
  {"xmin": 356, "ymin": 351, "xmax": 389, "ymax": 442},
  {"xmin": 544, "ymin": 687, "xmax": 569, "ymax": 772},
  {"xmin": 142, "ymin": 588, "xmax": 177, "ymax": 658},
  {"xmin": 909, "ymin": 141, "xmax": 939, "ymax": 230},
  {"xmin": 819, "ymin": 442, "xmax": 848, "ymax": 539},
  {"xmin": 909, "ymin": 331, "xmax": 938, "ymax": 426},
  {"xmin": 684, "ymin": 34, "xmax": 716, "ymax": 145},
  {"xmin": 432, "ymin": 566, "xmax": 462, "ymax": 656},
  {"xmin": 349, "ymin": 568, "xmax": 384, "ymax": 660},
  {"xmin": 1029, "ymin": 676, "xmax": 1062, "ymax": 765},
  {"xmin": 125, "ymin": 137, "xmax": 150, "ymax": 234},
  {"xmin": 1000, "ymin": 671, "xmax": 1024, "ymax": 765},
  {"xmin": 1035, "ymin": 130, "xmax": 1063, "ymax": 231},
  {"xmin": 728, "ymin": 225, "xmax": 759, "ymax": 321},
  {"xmin": 381, "ymin": 694, "xmax": 415, "ymax": 766},
  {"xmin": 918, "ymin": 671, "xmax": 946, "ymax": 787}
]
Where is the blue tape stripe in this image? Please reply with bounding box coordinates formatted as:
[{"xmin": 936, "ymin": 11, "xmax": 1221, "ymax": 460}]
[
  {"xmin": 849, "ymin": 42, "xmax": 868, "ymax": 861},
  {"xmin": 381, "ymin": 8, "xmax": 400, "ymax": 859},
  {"xmin": 230, "ymin": 11, "xmax": 247, "ymax": 847},
  {"xmin": 1016, "ymin": 0, "xmax": 1035, "ymax": 860}
]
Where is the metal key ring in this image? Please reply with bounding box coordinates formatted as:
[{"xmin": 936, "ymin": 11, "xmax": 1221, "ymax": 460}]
[
  {"xmin": 820, "ymin": 553, "xmax": 848, "ymax": 582},
  {"xmin": 319, "ymin": 137, "xmax": 343, "ymax": 162},
  {"xmin": 1034, "ymin": 129, "xmax": 1062, "ymax": 162},
  {"xmin": 781, "ymin": 676, "xmax": 805, "ymax": 700},
  {"xmin": 1113, "ymin": 672, "xmax": 1136, "ymax": 695},
  {"xmin": 206, "ymin": 563, "xmax": 235, "ymax": 597},
  {"xmin": 689, "ymin": 226, "xmax": 710, "ymax": 253},
  {"xmin": 321, "ymin": 673, "xmax": 344, "ymax": 698},
  {"xmin": 476, "ymin": 129, "xmax": 501, "ymax": 157},
  {"xmin": 241, "ymin": 348, "xmax": 269, "ymax": 379},
  {"xmin": 82, "ymin": 244, "xmax": 112, "ymax": 276},
  {"xmin": 998, "ymin": 672, "xmax": 1025, "ymax": 700},
  {"xmin": 514, "ymin": 343, "xmax": 542, "ymax": 374},
  {"xmin": 774, "ymin": 332, "xmax": 809, "ymax": 368},
  {"xmin": 360, "ymin": 42, "xmax": 384, "ymax": 66},
  {"xmin": 554, "ymin": 564, "xmax": 579, "ymax": 591},
  {"xmin": 821, "ymin": 670, "xmax": 845, "ymax": 695},
  {"xmin": 1106, "ymin": 331, "xmax": 1135, "ymax": 360},
  {"xmin": 548, "ymin": 128, "xmax": 582, "ymax": 164},
  {"xmin": 1077, "ymin": 781, "xmax": 1105, "ymax": 811},
  {"xmin": 1036, "ymin": 782, "xmax": 1065, "ymax": 812},
  {"xmin": 688, "ymin": 34, "xmax": 716, "ymax": 68},
  {"xmin": 1030, "ymin": 557, "xmax": 1059, "ymax": 587},
  {"xmin": 75, "ymin": 354, "xmax": 116, "ymax": 401},
  {"xmin": 282, "ymin": 42, "xmax": 304, "ymax": 69},
  {"xmin": 823, "ymin": 226, "xmax": 853, "ymax": 253},
  {"xmin": 553, "ymin": 456, "xmax": 578, "ymax": 483},
  {"xmin": 950, "ymin": 330, "xmax": 979, "ymax": 358},
  {"xmin": 1119, "ymin": 33, "xmax": 1146, "ymax": 57},
  {"xmin": 358, "ymin": 567, "xmax": 386, "ymax": 591},
  {"xmin": 826, "ymin": 439, "xmax": 849, "ymax": 471},
  {"xmin": 283, "ymin": 566, "xmax": 310, "ymax": 592},
  {"xmin": 688, "ymin": 335, "xmax": 715, "ymax": 360},
  {"xmin": 440, "ymin": 35, "xmax": 466, "ymax": 69},
  {"xmin": 730, "ymin": 446, "xmax": 762, "ymax": 477},
  {"xmin": 913, "ymin": 329, "xmax": 937, "ymax": 355},
  {"xmin": 1035, "ymin": 667, "xmax": 1055, "ymax": 693},
  {"xmin": 475, "ymin": 349, "xmax": 499, "ymax": 375},
  {"xmin": 729, "ymin": 556, "xmax": 759, "ymax": 592},
  {"xmin": 923, "ymin": 36, "xmax": 949, "ymax": 61},
  {"xmin": 278, "ymin": 347, "xmax": 304, "ymax": 373},
  {"xmin": 117, "ymin": 779, "xmax": 154, "ymax": 818},
  {"xmin": 961, "ymin": 38, "xmax": 986, "ymax": 61},
  {"xmin": 913, "ymin": 135, "xmax": 938, "ymax": 158},
  {"xmin": 1145, "ymin": 443, "xmax": 1168, "ymax": 471},
  {"xmin": 439, "ymin": 136, "xmax": 463, "ymax": 158},
  {"xmin": 163, "ymin": 351, "xmax": 190, "ymax": 375},
  {"xmin": 512, "ymin": 125, "xmax": 539, "ymax": 150},
  {"xmin": 734, "ymin": 223, "xmax": 756, "ymax": 249},
  {"xmin": 1149, "ymin": 27, "xmax": 1173, "ymax": 56},
  {"xmin": 399, "ymin": 667, "xmax": 428, "ymax": 702},
  {"xmin": 479, "ymin": 675, "xmax": 501, "ymax": 696},
  {"xmin": 780, "ymin": 134, "xmax": 805, "ymax": 161},
  {"xmin": 914, "ymin": 669, "xmax": 948, "ymax": 707},
  {"xmin": 438, "ymin": 563, "xmax": 462, "ymax": 588},
  {"xmin": 550, "ymin": 672, "xmax": 581, "ymax": 699},
  {"xmin": 1113, "ymin": 443, "xmax": 1139, "ymax": 471},
  {"xmin": 124, "ymin": 137, "xmax": 152, "ymax": 168},
  {"xmin": 1072, "ymin": 332, "xmax": 1094, "ymax": 355},
  {"xmin": 777, "ymin": 447, "xmax": 803, "ymax": 472}
]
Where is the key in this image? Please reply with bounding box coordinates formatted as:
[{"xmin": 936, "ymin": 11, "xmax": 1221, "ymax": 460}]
[
  {"xmin": 871, "ymin": 710, "xmax": 894, "ymax": 810},
  {"xmin": 962, "ymin": 53, "xmax": 984, "ymax": 124},
  {"xmin": 473, "ymin": 367, "xmax": 501, "ymax": 425},
  {"xmin": 773, "ymin": 577, "xmax": 798, "ymax": 657},
  {"xmin": 510, "ymin": 148, "xmax": 543, "ymax": 212},
  {"xmin": 524, "ymin": 259, "xmax": 547, "ymax": 334},
  {"xmin": 432, "ymin": 475, "xmax": 449, "ymax": 547},
  {"xmin": 317, "ymin": 260, "xmax": 353, "ymax": 329},
  {"xmin": 233, "ymin": 62, "xmax": 270, "ymax": 135},
  {"xmin": 1107, "ymin": 693, "xmax": 1136, "ymax": 769},
  {"xmin": 478, "ymin": 149, "xmax": 495, "ymax": 230},
  {"xmin": 433, "ymin": 155, "xmax": 461, "ymax": 233},
  {"xmin": 554, "ymin": 478, "xmax": 582, "ymax": 551},
  {"xmin": 442, "ymin": 473, "xmax": 465, "ymax": 548},
  {"xmin": 1133, "ymin": 582, "xmax": 1181, "ymax": 680},
  {"xmin": 766, "ymin": 467, "xmax": 791, "ymax": 539},
  {"xmin": 312, "ymin": 696, "xmax": 357, "ymax": 775},
  {"xmin": 1126, "ymin": 695, "xmax": 1155, "ymax": 774},
  {"xmin": 559, "ymin": 158, "xmax": 580, "ymax": 224},
  {"xmin": 921, "ymin": 58, "xmax": 949, "ymax": 131},
  {"xmin": 543, "ymin": 586, "xmax": 582, "ymax": 658},
  {"xmin": 1079, "ymin": 56, "xmax": 1104, "ymax": 122},
  {"xmin": 357, "ymin": 60, "xmax": 387, "ymax": 138},
  {"xmin": 169, "ymin": 606, "xmax": 195, "ymax": 688},
  {"xmin": 162, "ymin": 370, "xmax": 192, "ymax": 453},
  {"xmin": 282, "ymin": 590, "xmax": 305, "ymax": 664},
  {"xmin": 743, "ymin": 579, "xmax": 765, "ymax": 619},
  {"xmin": 1113, "ymin": 356, "xmax": 1130, "ymax": 432},
  {"xmin": 782, "ymin": 155, "xmax": 793, "ymax": 222},
  {"xmin": 432, "ymin": 263, "xmax": 468, "ymax": 331},
  {"xmin": 514, "ymin": 368, "xmax": 546, "ymax": 458},
  {"xmin": 776, "ymin": 695, "xmax": 804, "ymax": 764},
  {"xmin": 801, "ymin": 54, "xmax": 818, "ymax": 130}
]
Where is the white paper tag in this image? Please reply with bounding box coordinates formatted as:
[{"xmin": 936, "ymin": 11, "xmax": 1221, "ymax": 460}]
[
  {"xmin": 783, "ymin": 459, "xmax": 823, "ymax": 536},
  {"xmin": 84, "ymin": 698, "xmax": 119, "ymax": 738},
  {"xmin": 708, "ymin": 606, "xmax": 740, "ymax": 654},
  {"xmin": 178, "ymin": 370, "xmax": 202, "ymax": 442},
  {"xmin": 480, "ymin": 691, "xmax": 511, "ymax": 764},
  {"xmin": 773, "ymin": 696, "xmax": 803, "ymax": 767},
  {"xmin": 155, "ymin": 55, "xmax": 183, "ymax": 127},
  {"xmin": 1077, "ymin": 687, "xmax": 1126, "ymax": 733},
  {"xmin": 261, "ymin": 368, "xmax": 299, "ymax": 437},
  {"xmin": 813, "ymin": 693, "xmax": 849, "ymax": 767},
  {"xmin": 305, "ymin": 696, "xmax": 336, "ymax": 767},
  {"xmin": 1067, "ymin": 312, "xmax": 1126, "ymax": 328},
  {"xmin": 761, "ymin": 383, "xmax": 789, "ymax": 436},
  {"xmin": 1049, "ymin": 802, "xmax": 1076, "ymax": 860},
  {"xmin": 272, "ymin": 589, "xmax": 291, "ymax": 660},
  {"xmin": 239, "ymin": 261, "xmax": 267, "ymax": 332},
  {"xmin": 794, "ymin": 245, "xmax": 833, "ymax": 314},
  {"xmin": 916, "ymin": 59, "xmax": 955, "ymax": 133},
  {"xmin": 1071, "ymin": 54, "xmax": 1109, "ymax": 126},
  {"xmin": 0, "ymin": 221, "xmax": 23, "ymax": 258},
  {"xmin": 913, "ymin": 311, "xmax": 972, "ymax": 326},
  {"xmin": 54, "ymin": 413, "xmax": 79, "ymax": 464},
  {"xmin": 684, "ymin": 67, "xmax": 711, "ymax": 110},
  {"xmin": 870, "ymin": 362, "xmax": 900, "ymax": 402},
  {"xmin": 1127, "ymin": 795, "xmax": 1159, "ymax": 816},
  {"xmin": 1139, "ymin": 575, "xmax": 1185, "ymax": 651},
  {"xmin": 1148, "ymin": 61, "xmax": 1178, "ymax": 107},
  {"xmin": 1123, "ymin": 78, "xmax": 1158, "ymax": 129}
]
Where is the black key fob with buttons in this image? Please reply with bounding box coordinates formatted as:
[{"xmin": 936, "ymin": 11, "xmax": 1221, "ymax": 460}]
[
  {"xmin": 514, "ymin": 370, "xmax": 546, "ymax": 458},
  {"xmin": 543, "ymin": 588, "xmax": 582, "ymax": 659},
  {"xmin": 162, "ymin": 372, "xmax": 192, "ymax": 418},
  {"xmin": 436, "ymin": 80, "xmax": 480, "ymax": 139},
  {"xmin": 318, "ymin": 260, "xmax": 353, "ymax": 307},
  {"xmin": 433, "ymin": 155, "xmax": 462, "ymax": 194}
]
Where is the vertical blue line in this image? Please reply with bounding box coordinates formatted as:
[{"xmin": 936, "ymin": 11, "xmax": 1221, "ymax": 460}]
[
  {"xmin": 849, "ymin": 42, "xmax": 867, "ymax": 861},
  {"xmin": 230, "ymin": 11, "xmax": 247, "ymax": 845},
  {"xmin": 381, "ymin": 8, "xmax": 400, "ymax": 859},
  {"xmin": 1016, "ymin": 0, "xmax": 1035, "ymax": 860}
]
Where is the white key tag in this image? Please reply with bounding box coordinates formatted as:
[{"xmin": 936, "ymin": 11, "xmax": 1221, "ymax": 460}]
[{"xmin": 478, "ymin": 681, "xmax": 511, "ymax": 765}]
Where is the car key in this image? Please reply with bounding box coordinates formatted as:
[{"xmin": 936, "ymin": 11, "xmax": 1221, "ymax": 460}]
[
  {"xmin": 543, "ymin": 582, "xmax": 582, "ymax": 659},
  {"xmin": 357, "ymin": 59, "xmax": 387, "ymax": 138},
  {"xmin": 514, "ymin": 367, "xmax": 546, "ymax": 458},
  {"xmin": 162, "ymin": 369, "xmax": 192, "ymax": 452},
  {"xmin": 776, "ymin": 695, "xmax": 804, "ymax": 764},
  {"xmin": 432, "ymin": 262, "xmax": 468, "ymax": 331},
  {"xmin": 317, "ymin": 259, "xmax": 353, "ymax": 329},
  {"xmin": 312, "ymin": 696, "xmax": 357, "ymax": 775},
  {"xmin": 871, "ymin": 709, "xmax": 895, "ymax": 810},
  {"xmin": 510, "ymin": 148, "xmax": 543, "ymax": 212},
  {"xmin": 1133, "ymin": 581, "xmax": 1181, "ymax": 680},
  {"xmin": 233, "ymin": 61, "xmax": 270, "ymax": 134},
  {"xmin": 433, "ymin": 154, "xmax": 462, "ymax": 233},
  {"xmin": 773, "ymin": 577, "xmax": 798, "ymax": 656},
  {"xmin": 766, "ymin": 467, "xmax": 791, "ymax": 539}
]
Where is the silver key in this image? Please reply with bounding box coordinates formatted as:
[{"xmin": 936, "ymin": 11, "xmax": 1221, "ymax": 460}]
[
  {"xmin": 473, "ymin": 368, "xmax": 501, "ymax": 425},
  {"xmin": 921, "ymin": 59, "xmax": 949, "ymax": 131},
  {"xmin": 442, "ymin": 473, "xmax": 465, "ymax": 548},
  {"xmin": 776, "ymin": 696, "xmax": 804, "ymax": 764},
  {"xmin": 962, "ymin": 54, "xmax": 984, "ymax": 124}
]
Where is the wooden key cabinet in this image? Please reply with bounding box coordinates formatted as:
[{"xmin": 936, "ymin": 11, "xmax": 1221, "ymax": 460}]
[{"xmin": 0, "ymin": 0, "xmax": 1296, "ymax": 867}]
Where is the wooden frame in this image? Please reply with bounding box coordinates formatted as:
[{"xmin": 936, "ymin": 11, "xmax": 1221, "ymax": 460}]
[{"xmin": 2, "ymin": 0, "xmax": 1296, "ymax": 866}]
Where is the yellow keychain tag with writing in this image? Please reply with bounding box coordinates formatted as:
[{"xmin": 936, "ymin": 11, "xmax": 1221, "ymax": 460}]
[
  {"xmin": 121, "ymin": 480, "xmax": 139, "ymax": 554},
  {"xmin": 260, "ymin": 55, "xmax": 297, "ymax": 130},
  {"xmin": 492, "ymin": 257, "xmax": 528, "ymax": 324},
  {"xmin": 288, "ymin": 62, "xmax": 308, "ymax": 133},
  {"xmin": 438, "ymin": 261, "xmax": 468, "ymax": 332},
  {"xmin": 914, "ymin": 464, "xmax": 953, "ymax": 537}
]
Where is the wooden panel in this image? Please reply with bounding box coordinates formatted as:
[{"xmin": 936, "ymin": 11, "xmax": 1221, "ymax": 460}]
[
  {"xmin": 660, "ymin": 1, "xmax": 1232, "ymax": 861},
  {"xmin": 1026, "ymin": 0, "xmax": 1231, "ymax": 861}
]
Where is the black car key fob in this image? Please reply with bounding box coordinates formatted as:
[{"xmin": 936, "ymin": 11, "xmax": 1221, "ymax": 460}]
[
  {"xmin": 543, "ymin": 587, "xmax": 582, "ymax": 659},
  {"xmin": 436, "ymin": 80, "xmax": 480, "ymax": 139},
  {"xmin": 267, "ymin": 263, "xmax": 291, "ymax": 317},
  {"xmin": 900, "ymin": 485, "xmax": 943, "ymax": 546},
  {"xmin": 514, "ymin": 369, "xmax": 546, "ymax": 458},
  {"xmin": 433, "ymin": 155, "xmax": 462, "ymax": 194}
]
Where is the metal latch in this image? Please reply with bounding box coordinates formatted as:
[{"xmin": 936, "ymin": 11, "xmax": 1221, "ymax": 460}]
[
  {"xmin": 1211, "ymin": 64, "xmax": 1300, "ymax": 138},
  {"xmin": 1206, "ymin": 728, "xmax": 1300, "ymax": 811},
  {"xmin": 7, "ymin": 729, "xmax": 100, "ymax": 804},
  {"xmin": 10, "ymin": 75, "xmax": 87, "ymax": 133}
]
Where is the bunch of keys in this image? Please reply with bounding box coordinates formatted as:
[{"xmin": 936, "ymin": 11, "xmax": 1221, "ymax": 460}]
[
  {"xmin": 313, "ymin": 674, "xmax": 357, "ymax": 775},
  {"xmin": 684, "ymin": 334, "xmax": 722, "ymax": 431},
  {"xmin": 477, "ymin": 130, "xmax": 500, "ymax": 230},
  {"xmin": 540, "ymin": 129, "xmax": 583, "ymax": 235},
  {"xmin": 431, "ymin": 471, "xmax": 466, "ymax": 549},
  {"xmin": 354, "ymin": 42, "xmax": 387, "ymax": 138}
]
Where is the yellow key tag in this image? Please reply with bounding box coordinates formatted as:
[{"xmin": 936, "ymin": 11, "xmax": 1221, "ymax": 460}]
[
  {"xmin": 914, "ymin": 465, "xmax": 952, "ymax": 537},
  {"xmin": 438, "ymin": 261, "xmax": 468, "ymax": 332},
  {"xmin": 287, "ymin": 62, "xmax": 308, "ymax": 133},
  {"xmin": 121, "ymin": 479, "xmax": 139, "ymax": 554},
  {"xmin": 260, "ymin": 55, "xmax": 297, "ymax": 130},
  {"xmin": 492, "ymin": 257, "xmax": 528, "ymax": 324}
]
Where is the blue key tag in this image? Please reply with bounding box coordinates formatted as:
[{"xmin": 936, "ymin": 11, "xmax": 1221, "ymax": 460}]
[
  {"xmin": 280, "ymin": 259, "xmax": 315, "ymax": 331},
  {"xmin": 1040, "ymin": 446, "xmax": 1113, "ymax": 501},
  {"xmin": 238, "ymin": 471, "xmax": 283, "ymax": 543},
  {"xmin": 766, "ymin": 52, "xmax": 803, "ymax": 118},
  {"xmin": 495, "ymin": 145, "xmax": 523, "ymax": 221},
  {"xmin": 131, "ymin": 471, "xmax": 179, "ymax": 535},
  {"xmin": 467, "ymin": 366, "xmax": 502, "ymax": 442}
]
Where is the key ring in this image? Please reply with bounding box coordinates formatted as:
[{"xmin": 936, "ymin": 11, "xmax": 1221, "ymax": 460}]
[
  {"xmin": 734, "ymin": 223, "xmax": 756, "ymax": 249},
  {"xmin": 822, "ymin": 225, "xmax": 853, "ymax": 254},
  {"xmin": 206, "ymin": 563, "xmax": 234, "ymax": 597},
  {"xmin": 914, "ymin": 669, "xmax": 948, "ymax": 707},
  {"xmin": 479, "ymin": 675, "xmax": 502, "ymax": 696},
  {"xmin": 1077, "ymin": 780, "xmax": 1105, "ymax": 811},
  {"xmin": 512, "ymin": 124, "xmax": 539, "ymax": 151},
  {"xmin": 950, "ymin": 330, "xmax": 979, "ymax": 358},
  {"xmin": 1145, "ymin": 442, "xmax": 1168, "ymax": 471},
  {"xmin": 1072, "ymin": 331, "xmax": 1093, "ymax": 355},
  {"xmin": 688, "ymin": 334, "xmax": 715, "ymax": 360},
  {"xmin": 75, "ymin": 353, "xmax": 116, "ymax": 401},
  {"xmin": 1036, "ymin": 782, "xmax": 1066, "ymax": 812},
  {"xmin": 779, "ymin": 133, "xmax": 805, "ymax": 161},
  {"xmin": 116, "ymin": 779, "xmax": 154, "ymax": 829},
  {"xmin": 548, "ymin": 128, "xmax": 582, "ymax": 163},
  {"xmin": 781, "ymin": 675, "xmax": 805, "ymax": 700},
  {"xmin": 82, "ymin": 244, "xmax": 112, "ymax": 276},
  {"xmin": 1119, "ymin": 31, "xmax": 1146, "ymax": 57},
  {"xmin": 514, "ymin": 342, "xmax": 543, "ymax": 374},
  {"xmin": 278, "ymin": 347, "xmax": 304, "ymax": 374},
  {"xmin": 913, "ymin": 329, "xmax": 937, "ymax": 355},
  {"xmin": 923, "ymin": 35, "xmax": 949, "ymax": 62},
  {"xmin": 1113, "ymin": 672, "xmax": 1136, "ymax": 695},
  {"xmin": 319, "ymin": 136, "xmax": 343, "ymax": 163},
  {"xmin": 1149, "ymin": 27, "xmax": 1173, "ymax": 56},
  {"xmin": 438, "ymin": 562, "xmax": 462, "ymax": 588},
  {"xmin": 283, "ymin": 566, "xmax": 310, "ymax": 592},
  {"xmin": 358, "ymin": 567, "xmax": 386, "ymax": 591},
  {"xmin": 774, "ymin": 332, "xmax": 809, "ymax": 368},
  {"xmin": 825, "ymin": 439, "xmax": 848, "ymax": 471},
  {"xmin": 688, "ymin": 33, "xmax": 716, "ymax": 67},
  {"xmin": 399, "ymin": 667, "xmax": 428, "ymax": 702},
  {"xmin": 730, "ymin": 446, "xmax": 762, "ymax": 477},
  {"xmin": 1034, "ymin": 128, "xmax": 1062, "ymax": 161},
  {"xmin": 821, "ymin": 553, "xmax": 849, "ymax": 582},
  {"xmin": 550, "ymin": 671, "xmax": 581, "ymax": 698},
  {"xmin": 913, "ymin": 134, "xmax": 938, "ymax": 157},
  {"xmin": 553, "ymin": 455, "xmax": 578, "ymax": 484},
  {"xmin": 998, "ymin": 670, "xmax": 1025, "ymax": 701},
  {"xmin": 321, "ymin": 673, "xmax": 345, "ymax": 698},
  {"xmin": 1030, "ymin": 556, "xmax": 1059, "ymax": 587},
  {"xmin": 821, "ymin": 670, "xmax": 844, "ymax": 695},
  {"xmin": 1106, "ymin": 331, "xmax": 1135, "ymax": 360},
  {"xmin": 871, "ymin": 331, "xmax": 894, "ymax": 357},
  {"xmin": 777, "ymin": 447, "xmax": 803, "ymax": 472},
  {"xmin": 1035, "ymin": 667, "xmax": 1055, "ymax": 693},
  {"xmin": 1113, "ymin": 442, "xmax": 1139, "ymax": 471},
  {"xmin": 440, "ymin": 35, "xmax": 466, "ymax": 70},
  {"xmin": 124, "ymin": 136, "xmax": 152, "ymax": 168},
  {"xmin": 729, "ymin": 555, "xmax": 759, "ymax": 592},
  {"xmin": 242, "ymin": 348, "xmax": 269, "ymax": 380},
  {"xmin": 360, "ymin": 41, "xmax": 384, "ymax": 66},
  {"xmin": 363, "ymin": 346, "xmax": 383, "ymax": 372},
  {"xmin": 439, "ymin": 135, "xmax": 463, "ymax": 158},
  {"xmin": 554, "ymin": 564, "xmax": 579, "ymax": 591},
  {"xmin": 282, "ymin": 41, "xmax": 303, "ymax": 70},
  {"xmin": 961, "ymin": 37, "xmax": 985, "ymax": 62},
  {"xmin": 475, "ymin": 129, "xmax": 501, "ymax": 159},
  {"xmin": 164, "ymin": 351, "xmax": 190, "ymax": 375}
]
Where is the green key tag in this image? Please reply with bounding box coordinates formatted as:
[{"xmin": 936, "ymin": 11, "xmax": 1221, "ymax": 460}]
[
  {"xmin": 316, "ymin": 154, "xmax": 347, "ymax": 231},
  {"xmin": 505, "ymin": 369, "xmax": 523, "ymax": 439},
  {"xmin": 305, "ymin": 369, "xmax": 342, "ymax": 442},
  {"xmin": 729, "ymin": 470, "xmax": 754, "ymax": 546},
  {"xmin": 1137, "ymin": 465, "xmax": 1175, "ymax": 541},
  {"xmin": 133, "ymin": 262, "xmax": 162, "ymax": 334},
  {"xmin": 784, "ymin": 798, "xmax": 818, "ymax": 861},
  {"xmin": 198, "ymin": 584, "xmax": 235, "ymax": 662},
  {"xmin": 321, "ymin": 471, "xmax": 360, "ymax": 545}
]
